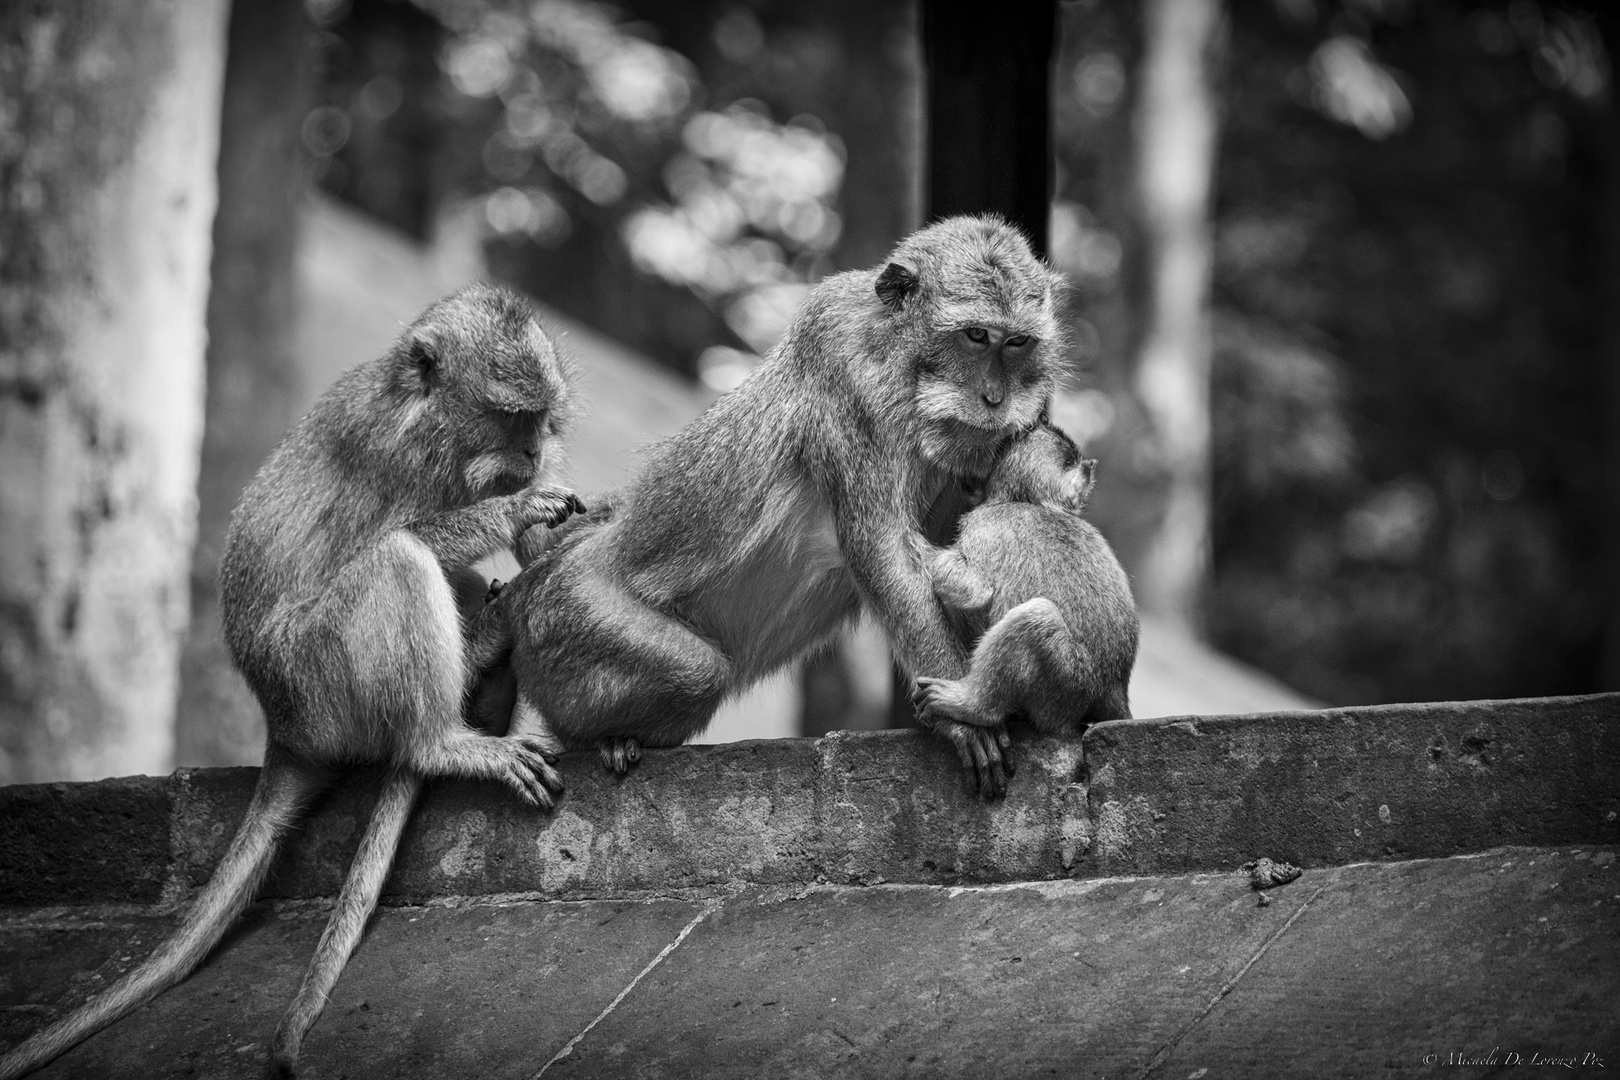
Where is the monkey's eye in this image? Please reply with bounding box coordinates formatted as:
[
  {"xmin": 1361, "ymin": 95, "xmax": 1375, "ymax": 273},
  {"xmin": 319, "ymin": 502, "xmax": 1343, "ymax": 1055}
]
[
  {"xmin": 496, "ymin": 409, "xmax": 544, "ymax": 440},
  {"xmin": 1005, "ymin": 334, "xmax": 1030, "ymax": 349},
  {"xmin": 964, "ymin": 327, "xmax": 989, "ymax": 344}
]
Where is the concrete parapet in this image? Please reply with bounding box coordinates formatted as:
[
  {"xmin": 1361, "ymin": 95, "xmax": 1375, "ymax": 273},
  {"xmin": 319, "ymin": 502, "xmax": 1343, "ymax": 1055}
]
[{"xmin": 1, "ymin": 694, "xmax": 1614, "ymax": 907}]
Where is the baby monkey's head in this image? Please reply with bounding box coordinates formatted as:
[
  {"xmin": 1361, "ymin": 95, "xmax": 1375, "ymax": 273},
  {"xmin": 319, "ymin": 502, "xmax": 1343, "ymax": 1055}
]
[
  {"xmin": 385, "ymin": 283, "xmax": 576, "ymax": 498},
  {"xmin": 980, "ymin": 420, "xmax": 1096, "ymax": 515}
]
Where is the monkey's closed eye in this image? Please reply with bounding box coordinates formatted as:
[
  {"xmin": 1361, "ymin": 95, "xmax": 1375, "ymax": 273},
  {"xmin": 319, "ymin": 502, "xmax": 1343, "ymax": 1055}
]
[
  {"xmin": 964, "ymin": 327, "xmax": 989, "ymax": 344},
  {"xmin": 1006, "ymin": 335, "xmax": 1030, "ymax": 349}
]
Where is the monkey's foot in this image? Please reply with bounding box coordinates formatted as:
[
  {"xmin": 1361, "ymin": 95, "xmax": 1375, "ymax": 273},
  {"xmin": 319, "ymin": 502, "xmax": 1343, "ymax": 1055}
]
[
  {"xmin": 913, "ymin": 679, "xmax": 1014, "ymax": 801},
  {"xmin": 598, "ymin": 736, "xmax": 642, "ymax": 775},
  {"xmin": 934, "ymin": 719, "xmax": 1013, "ymax": 801},
  {"xmin": 499, "ymin": 737, "xmax": 566, "ymax": 810}
]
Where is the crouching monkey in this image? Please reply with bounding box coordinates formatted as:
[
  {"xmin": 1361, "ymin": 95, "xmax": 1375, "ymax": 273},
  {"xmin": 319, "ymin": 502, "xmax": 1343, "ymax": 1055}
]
[
  {"xmin": 470, "ymin": 215, "xmax": 1067, "ymax": 800},
  {"xmin": 0, "ymin": 284, "xmax": 582, "ymax": 1080}
]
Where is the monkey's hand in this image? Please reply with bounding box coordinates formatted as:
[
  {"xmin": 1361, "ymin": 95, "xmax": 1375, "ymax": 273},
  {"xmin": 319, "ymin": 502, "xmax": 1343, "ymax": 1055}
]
[
  {"xmin": 514, "ymin": 486, "xmax": 588, "ymax": 532},
  {"xmin": 499, "ymin": 737, "xmax": 567, "ymax": 810},
  {"xmin": 912, "ymin": 677, "xmax": 1014, "ymax": 801},
  {"xmin": 598, "ymin": 736, "xmax": 643, "ymax": 776}
]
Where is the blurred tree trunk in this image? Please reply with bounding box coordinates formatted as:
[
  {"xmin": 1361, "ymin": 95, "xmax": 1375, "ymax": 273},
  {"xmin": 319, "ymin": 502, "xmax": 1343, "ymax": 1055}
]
[
  {"xmin": 1126, "ymin": 0, "xmax": 1225, "ymax": 634},
  {"xmin": 176, "ymin": 0, "xmax": 315, "ymax": 767},
  {"xmin": 0, "ymin": 0, "xmax": 229, "ymax": 783}
]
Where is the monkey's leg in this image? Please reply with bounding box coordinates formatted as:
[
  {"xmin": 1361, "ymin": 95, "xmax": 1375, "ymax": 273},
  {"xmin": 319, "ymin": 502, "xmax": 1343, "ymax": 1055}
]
[
  {"xmin": 915, "ymin": 598, "xmax": 1081, "ymax": 730},
  {"xmin": 269, "ymin": 769, "xmax": 421, "ymax": 1079},
  {"xmin": 519, "ymin": 576, "xmax": 734, "ymax": 766},
  {"xmin": 332, "ymin": 538, "xmax": 564, "ymax": 810},
  {"xmin": 914, "ymin": 598, "xmax": 1087, "ymax": 798}
]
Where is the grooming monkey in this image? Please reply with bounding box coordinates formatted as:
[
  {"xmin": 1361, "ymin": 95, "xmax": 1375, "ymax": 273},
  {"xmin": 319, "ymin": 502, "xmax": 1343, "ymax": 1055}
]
[
  {"xmin": 469, "ymin": 214, "xmax": 1066, "ymax": 796},
  {"xmin": 0, "ymin": 285, "xmax": 581, "ymax": 1080},
  {"xmin": 911, "ymin": 420, "xmax": 1138, "ymax": 736}
]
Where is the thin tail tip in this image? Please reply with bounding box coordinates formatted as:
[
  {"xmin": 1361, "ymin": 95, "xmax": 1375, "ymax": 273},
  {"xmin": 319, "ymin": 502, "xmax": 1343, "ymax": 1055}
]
[{"xmin": 265, "ymin": 1049, "xmax": 299, "ymax": 1080}]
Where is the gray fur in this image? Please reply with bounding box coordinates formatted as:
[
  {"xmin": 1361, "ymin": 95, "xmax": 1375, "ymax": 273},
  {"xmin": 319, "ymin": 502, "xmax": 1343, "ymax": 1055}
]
[
  {"xmin": 914, "ymin": 421, "xmax": 1140, "ymax": 738},
  {"xmin": 0, "ymin": 284, "xmax": 581, "ymax": 1080},
  {"xmin": 469, "ymin": 216, "xmax": 1068, "ymax": 792}
]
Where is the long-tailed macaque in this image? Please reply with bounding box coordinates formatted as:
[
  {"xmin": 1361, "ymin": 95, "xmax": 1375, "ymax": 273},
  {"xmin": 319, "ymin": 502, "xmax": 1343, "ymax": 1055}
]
[
  {"xmin": 0, "ymin": 285, "xmax": 581, "ymax": 1080},
  {"xmin": 911, "ymin": 420, "xmax": 1138, "ymax": 739},
  {"xmin": 469, "ymin": 215, "xmax": 1067, "ymax": 799}
]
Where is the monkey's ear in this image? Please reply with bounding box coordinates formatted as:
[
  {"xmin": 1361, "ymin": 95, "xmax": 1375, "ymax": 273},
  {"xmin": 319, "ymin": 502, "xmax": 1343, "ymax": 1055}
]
[
  {"xmin": 404, "ymin": 332, "xmax": 439, "ymax": 393},
  {"xmin": 1063, "ymin": 459, "xmax": 1098, "ymax": 512},
  {"xmin": 875, "ymin": 261, "xmax": 919, "ymax": 311}
]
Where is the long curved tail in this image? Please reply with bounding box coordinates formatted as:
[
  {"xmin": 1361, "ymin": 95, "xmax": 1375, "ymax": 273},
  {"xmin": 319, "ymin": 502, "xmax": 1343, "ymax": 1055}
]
[
  {"xmin": 0, "ymin": 757, "xmax": 328, "ymax": 1080},
  {"xmin": 268, "ymin": 768, "xmax": 424, "ymax": 1079}
]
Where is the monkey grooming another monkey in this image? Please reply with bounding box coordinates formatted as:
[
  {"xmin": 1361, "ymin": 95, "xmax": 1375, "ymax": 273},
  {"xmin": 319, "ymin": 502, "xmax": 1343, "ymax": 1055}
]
[
  {"xmin": 911, "ymin": 420, "xmax": 1139, "ymax": 737},
  {"xmin": 469, "ymin": 214, "xmax": 1066, "ymax": 799},
  {"xmin": 0, "ymin": 285, "xmax": 581, "ymax": 1080}
]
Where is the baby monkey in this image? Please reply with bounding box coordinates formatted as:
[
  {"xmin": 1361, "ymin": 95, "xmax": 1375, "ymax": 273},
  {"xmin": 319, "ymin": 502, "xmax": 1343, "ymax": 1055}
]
[
  {"xmin": 0, "ymin": 284, "xmax": 581, "ymax": 1080},
  {"xmin": 911, "ymin": 420, "xmax": 1138, "ymax": 744}
]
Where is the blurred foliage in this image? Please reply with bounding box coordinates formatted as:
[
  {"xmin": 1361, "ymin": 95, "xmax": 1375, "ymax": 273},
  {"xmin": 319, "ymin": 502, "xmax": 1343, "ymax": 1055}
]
[
  {"xmin": 306, "ymin": 0, "xmax": 1608, "ymax": 705},
  {"xmin": 1209, "ymin": 0, "xmax": 1607, "ymax": 703},
  {"xmin": 302, "ymin": 0, "xmax": 912, "ymax": 380},
  {"xmin": 1053, "ymin": 0, "xmax": 1606, "ymax": 704}
]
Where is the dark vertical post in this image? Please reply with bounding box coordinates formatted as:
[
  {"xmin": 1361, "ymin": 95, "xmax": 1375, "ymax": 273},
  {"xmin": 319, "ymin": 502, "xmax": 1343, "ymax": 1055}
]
[
  {"xmin": 922, "ymin": 0, "xmax": 1057, "ymax": 255},
  {"xmin": 889, "ymin": 0, "xmax": 1058, "ymax": 727}
]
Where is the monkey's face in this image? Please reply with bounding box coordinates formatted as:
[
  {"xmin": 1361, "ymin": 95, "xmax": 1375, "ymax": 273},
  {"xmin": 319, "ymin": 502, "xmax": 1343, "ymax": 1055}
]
[
  {"xmin": 913, "ymin": 322, "xmax": 1052, "ymax": 462},
  {"xmin": 874, "ymin": 215, "xmax": 1067, "ymax": 475},
  {"xmin": 393, "ymin": 285, "xmax": 574, "ymax": 498},
  {"xmin": 460, "ymin": 404, "xmax": 564, "ymax": 496}
]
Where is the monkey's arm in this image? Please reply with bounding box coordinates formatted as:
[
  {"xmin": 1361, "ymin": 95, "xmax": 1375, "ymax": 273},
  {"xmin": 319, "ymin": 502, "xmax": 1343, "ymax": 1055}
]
[
  {"xmin": 844, "ymin": 518, "xmax": 968, "ymax": 679},
  {"xmin": 409, "ymin": 487, "xmax": 584, "ymax": 571}
]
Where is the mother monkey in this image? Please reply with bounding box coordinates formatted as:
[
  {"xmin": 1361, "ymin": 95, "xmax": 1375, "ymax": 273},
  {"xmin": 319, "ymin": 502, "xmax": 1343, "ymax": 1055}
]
[{"xmin": 477, "ymin": 215, "xmax": 1067, "ymax": 795}]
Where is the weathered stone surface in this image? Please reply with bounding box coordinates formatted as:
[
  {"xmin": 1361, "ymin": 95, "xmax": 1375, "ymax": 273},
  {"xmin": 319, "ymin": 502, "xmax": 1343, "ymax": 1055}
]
[
  {"xmin": 1083, "ymin": 693, "xmax": 1620, "ymax": 875},
  {"xmin": 4, "ymin": 847, "xmax": 1614, "ymax": 1079},
  {"xmin": 2, "ymin": 696, "xmax": 1616, "ymax": 906},
  {"xmin": 0, "ymin": 774, "xmax": 170, "ymax": 907},
  {"xmin": 817, "ymin": 729, "xmax": 1089, "ymax": 885}
]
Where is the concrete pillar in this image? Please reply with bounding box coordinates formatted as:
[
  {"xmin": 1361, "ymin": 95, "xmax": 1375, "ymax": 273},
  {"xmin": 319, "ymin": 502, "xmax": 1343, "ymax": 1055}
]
[
  {"xmin": 177, "ymin": 0, "xmax": 314, "ymax": 768},
  {"xmin": 0, "ymin": 0, "xmax": 229, "ymax": 782}
]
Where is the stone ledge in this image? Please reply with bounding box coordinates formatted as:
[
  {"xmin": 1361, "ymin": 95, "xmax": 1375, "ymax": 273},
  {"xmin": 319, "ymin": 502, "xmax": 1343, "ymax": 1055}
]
[
  {"xmin": 1084, "ymin": 693, "xmax": 1620, "ymax": 874},
  {"xmin": 0, "ymin": 693, "xmax": 1613, "ymax": 907}
]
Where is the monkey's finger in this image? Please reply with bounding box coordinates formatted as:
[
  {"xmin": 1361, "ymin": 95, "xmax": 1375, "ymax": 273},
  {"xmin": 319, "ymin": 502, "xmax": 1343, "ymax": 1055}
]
[
  {"xmin": 960, "ymin": 727, "xmax": 994, "ymax": 791},
  {"xmin": 943, "ymin": 727, "xmax": 976, "ymax": 776},
  {"xmin": 507, "ymin": 766, "xmax": 555, "ymax": 810},
  {"xmin": 995, "ymin": 725, "xmax": 1016, "ymax": 779},
  {"xmin": 568, "ymin": 492, "xmax": 589, "ymax": 514},
  {"xmin": 514, "ymin": 744, "xmax": 566, "ymax": 796},
  {"xmin": 599, "ymin": 741, "xmax": 631, "ymax": 775},
  {"xmin": 626, "ymin": 738, "xmax": 641, "ymax": 765},
  {"xmin": 516, "ymin": 736, "xmax": 561, "ymax": 765}
]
